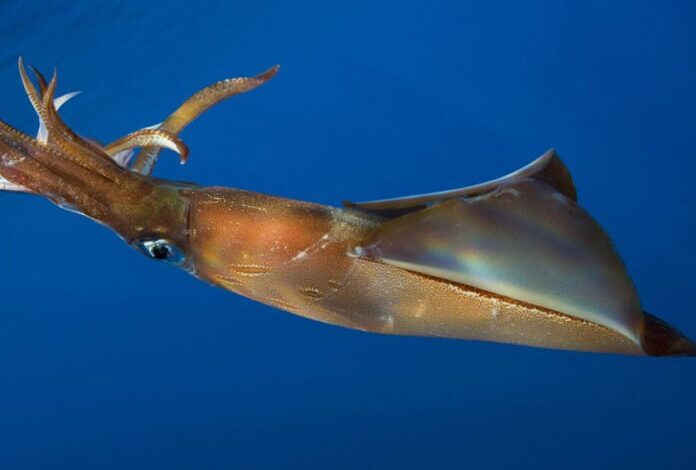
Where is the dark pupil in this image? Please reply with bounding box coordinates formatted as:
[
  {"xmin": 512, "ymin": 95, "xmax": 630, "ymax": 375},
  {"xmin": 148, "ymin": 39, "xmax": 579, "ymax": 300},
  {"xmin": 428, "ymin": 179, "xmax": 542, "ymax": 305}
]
[{"xmin": 150, "ymin": 244, "xmax": 171, "ymax": 260}]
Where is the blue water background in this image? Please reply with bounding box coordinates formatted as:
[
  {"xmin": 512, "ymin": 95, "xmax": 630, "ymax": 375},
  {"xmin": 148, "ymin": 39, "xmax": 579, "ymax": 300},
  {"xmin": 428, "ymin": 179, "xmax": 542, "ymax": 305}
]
[{"xmin": 0, "ymin": 1, "xmax": 695, "ymax": 468}]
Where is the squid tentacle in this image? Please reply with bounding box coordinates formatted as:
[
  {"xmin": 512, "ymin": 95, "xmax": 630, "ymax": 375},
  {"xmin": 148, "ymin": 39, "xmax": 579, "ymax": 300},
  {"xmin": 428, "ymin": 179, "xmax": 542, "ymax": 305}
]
[
  {"xmin": 36, "ymin": 91, "xmax": 82, "ymax": 144},
  {"xmin": 158, "ymin": 65, "xmax": 280, "ymax": 135},
  {"xmin": 23, "ymin": 60, "xmax": 82, "ymax": 144},
  {"xmin": 27, "ymin": 64, "xmax": 48, "ymax": 95},
  {"xmin": 26, "ymin": 63, "xmax": 81, "ymax": 112},
  {"xmin": 11, "ymin": 60, "xmax": 278, "ymax": 190},
  {"xmin": 42, "ymin": 69, "xmax": 122, "ymax": 184},
  {"xmin": 124, "ymin": 65, "xmax": 280, "ymax": 175},
  {"xmin": 104, "ymin": 129, "xmax": 189, "ymax": 165},
  {"xmin": 0, "ymin": 120, "xmax": 112, "ymax": 215},
  {"xmin": 18, "ymin": 58, "xmax": 48, "ymax": 140},
  {"xmin": 18, "ymin": 60, "xmax": 124, "ymax": 186}
]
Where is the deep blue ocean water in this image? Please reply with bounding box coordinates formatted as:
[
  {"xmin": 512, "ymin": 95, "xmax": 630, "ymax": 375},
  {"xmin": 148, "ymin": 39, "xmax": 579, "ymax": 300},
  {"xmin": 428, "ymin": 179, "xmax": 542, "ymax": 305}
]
[{"xmin": 0, "ymin": 1, "xmax": 694, "ymax": 468}]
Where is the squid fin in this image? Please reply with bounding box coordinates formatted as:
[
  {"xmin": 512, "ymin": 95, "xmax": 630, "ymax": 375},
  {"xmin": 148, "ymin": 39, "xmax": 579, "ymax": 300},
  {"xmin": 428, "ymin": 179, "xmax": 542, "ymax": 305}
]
[
  {"xmin": 344, "ymin": 149, "xmax": 576, "ymax": 216},
  {"xmin": 354, "ymin": 178, "xmax": 643, "ymax": 344}
]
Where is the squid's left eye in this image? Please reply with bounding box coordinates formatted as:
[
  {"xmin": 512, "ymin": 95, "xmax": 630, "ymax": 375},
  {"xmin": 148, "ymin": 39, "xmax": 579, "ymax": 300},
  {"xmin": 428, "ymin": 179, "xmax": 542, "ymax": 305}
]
[{"xmin": 135, "ymin": 238, "xmax": 186, "ymax": 265}]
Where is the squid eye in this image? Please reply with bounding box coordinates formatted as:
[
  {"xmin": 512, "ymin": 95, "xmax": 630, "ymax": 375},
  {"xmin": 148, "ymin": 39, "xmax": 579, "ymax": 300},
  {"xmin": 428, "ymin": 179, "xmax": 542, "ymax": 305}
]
[{"xmin": 136, "ymin": 239, "xmax": 186, "ymax": 265}]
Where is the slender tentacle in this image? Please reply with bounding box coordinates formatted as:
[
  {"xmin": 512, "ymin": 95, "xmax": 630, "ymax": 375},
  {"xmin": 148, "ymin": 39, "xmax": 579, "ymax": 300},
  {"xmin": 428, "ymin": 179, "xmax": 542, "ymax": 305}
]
[
  {"xmin": 104, "ymin": 129, "xmax": 189, "ymax": 164},
  {"xmin": 23, "ymin": 61, "xmax": 82, "ymax": 144},
  {"xmin": 2, "ymin": 61, "xmax": 139, "ymax": 212},
  {"xmin": 35, "ymin": 90, "xmax": 82, "ymax": 144},
  {"xmin": 18, "ymin": 57, "xmax": 48, "ymax": 141},
  {"xmin": 19, "ymin": 61, "xmax": 125, "ymax": 186},
  {"xmin": 27, "ymin": 64, "xmax": 48, "ymax": 94},
  {"xmin": 26, "ymin": 64, "xmax": 82, "ymax": 111},
  {"xmin": 128, "ymin": 65, "xmax": 280, "ymax": 175},
  {"xmin": 159, "ymin": 65, "xmax": 279, "ymax": 134},
  {"xmin": 17, "ymin": 59, "xmax": 278, "ymax": 180}
]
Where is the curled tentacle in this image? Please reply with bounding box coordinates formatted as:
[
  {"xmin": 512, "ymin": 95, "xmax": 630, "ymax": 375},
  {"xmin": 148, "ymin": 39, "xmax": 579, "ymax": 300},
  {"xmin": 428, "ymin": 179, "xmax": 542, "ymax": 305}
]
[
  {"xmin": 128, "ymin": 65, "xmax": 280, "ymax": 175},
  {"xmin": 104, "ymin": 129, "xmax": 189, "ymax": 165}
]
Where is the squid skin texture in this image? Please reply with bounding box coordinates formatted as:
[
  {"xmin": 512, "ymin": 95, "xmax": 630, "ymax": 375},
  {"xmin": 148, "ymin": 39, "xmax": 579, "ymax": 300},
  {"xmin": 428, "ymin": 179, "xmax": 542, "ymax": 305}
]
[{"xmin": 0, "ymin": 60, "xmax": 693, "ymax": 356}]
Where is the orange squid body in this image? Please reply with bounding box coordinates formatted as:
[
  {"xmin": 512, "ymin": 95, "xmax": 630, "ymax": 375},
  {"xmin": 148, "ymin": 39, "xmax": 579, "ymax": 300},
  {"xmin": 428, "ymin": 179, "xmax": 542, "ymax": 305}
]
[{"xmin": 186, "ymin": 188, "xmax": 643, "ymax": 354}]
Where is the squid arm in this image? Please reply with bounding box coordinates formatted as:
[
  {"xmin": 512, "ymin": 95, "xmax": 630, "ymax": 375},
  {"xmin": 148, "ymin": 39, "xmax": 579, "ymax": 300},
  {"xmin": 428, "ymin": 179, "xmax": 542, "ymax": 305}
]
[
  {"xmin": 104, "ymin": 65, "xmax": 280, "ymax": 175},
  {"xmin": 104, "ymin": 129, "xmax": 189, "ymax": 165},
  {"xmin": 19, "ymin": 59, "xmax": 188, "ymax": 173}
]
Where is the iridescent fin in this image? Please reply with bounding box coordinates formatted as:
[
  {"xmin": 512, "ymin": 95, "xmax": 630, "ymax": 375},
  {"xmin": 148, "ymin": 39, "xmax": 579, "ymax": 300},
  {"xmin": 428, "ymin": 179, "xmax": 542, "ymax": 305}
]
[
  {"xmin": 344, "ymin": 149, "xmax": 577, "ymax": 216},
  {"xmin": 353, "ymin": 178, "xmax": 643, "ymax": 344}
]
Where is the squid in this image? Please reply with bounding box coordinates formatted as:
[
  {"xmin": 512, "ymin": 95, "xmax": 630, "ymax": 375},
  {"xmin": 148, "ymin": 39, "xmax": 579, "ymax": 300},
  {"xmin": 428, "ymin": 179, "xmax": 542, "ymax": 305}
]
[{"xmin": 0, "ymin": 59, "xmax": 693, "ymax": 356}]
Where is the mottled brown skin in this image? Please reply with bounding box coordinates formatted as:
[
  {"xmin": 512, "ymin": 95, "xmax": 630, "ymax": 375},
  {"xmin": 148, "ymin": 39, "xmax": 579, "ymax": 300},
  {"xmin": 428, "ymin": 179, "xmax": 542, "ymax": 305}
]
[{"xmin": 0, "ymin": 60, "xmax": 693, "ymax": 356}]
